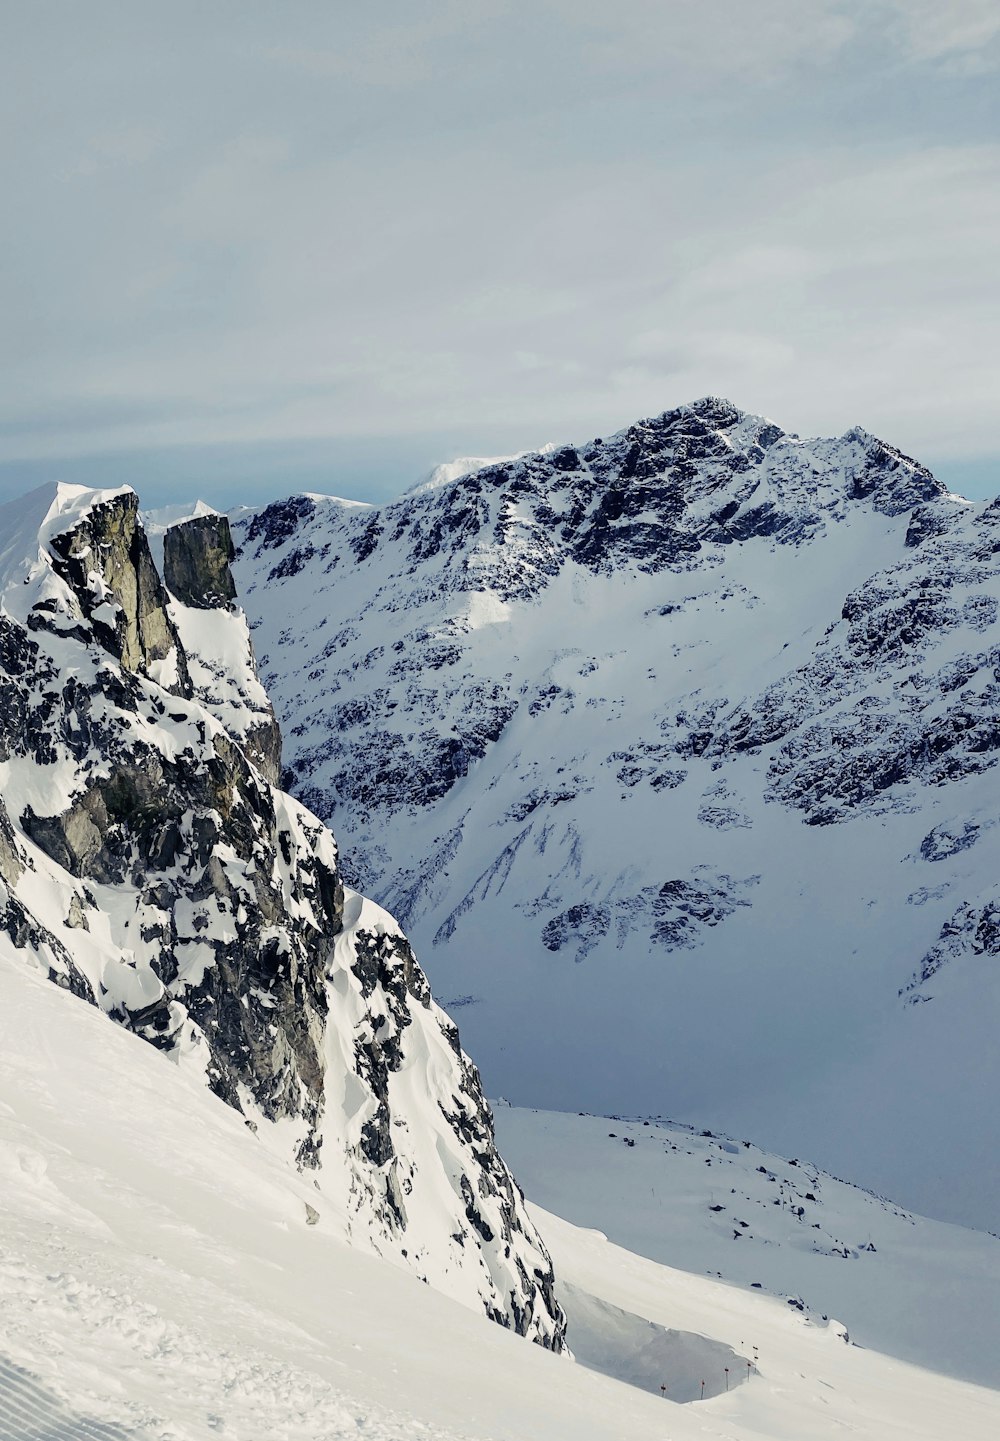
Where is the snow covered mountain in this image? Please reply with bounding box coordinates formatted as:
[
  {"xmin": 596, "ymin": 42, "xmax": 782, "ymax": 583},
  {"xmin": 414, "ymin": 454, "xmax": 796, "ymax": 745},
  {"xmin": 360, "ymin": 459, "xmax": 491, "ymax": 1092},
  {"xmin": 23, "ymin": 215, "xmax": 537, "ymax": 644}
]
[
  {"xmin": 0, "ymin": 481, "xmax": 564, "ymax": 1347},
  {"xmin": 231, "ymin": 397, "xmax": 1000, "ymax": 1230}
]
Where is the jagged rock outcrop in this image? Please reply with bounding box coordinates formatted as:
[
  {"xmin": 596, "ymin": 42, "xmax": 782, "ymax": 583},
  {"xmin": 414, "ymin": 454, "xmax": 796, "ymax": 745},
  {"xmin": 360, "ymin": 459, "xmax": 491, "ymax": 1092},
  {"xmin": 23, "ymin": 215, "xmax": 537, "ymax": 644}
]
[
  {"xmin": 0, "ymin": 796, "xmax": 22, "ymax": 886},
  {"xmin": 0, "ymin": 482, "xmax": 564, "ymax": 1349},
  {"xmin": 163, "ymin": 512, "xmax": 239, "ymax": 609},
  {"xmin": 902, "ymin": 886, "xmax": 1000, "ymax": 1003},
  {"xmin": 46, "ymin": 487, "xmax": 189, "ymax": 690},
  {"xmin": 230, "ymin": 398, "xmax": 1000, "ymax": 1228},
  {"xmin": 162, "ymin": 513, "xmax": 283, "ymax": 784}
]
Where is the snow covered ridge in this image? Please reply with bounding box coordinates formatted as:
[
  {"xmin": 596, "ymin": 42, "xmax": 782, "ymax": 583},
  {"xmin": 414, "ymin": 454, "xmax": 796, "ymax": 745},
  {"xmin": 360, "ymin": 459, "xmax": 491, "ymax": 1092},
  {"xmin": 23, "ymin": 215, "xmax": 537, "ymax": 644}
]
[
  {"xmin": 231, "ymin": 397, "xmax": 1000, "ymax": 1229},
  {"xmin": 493, "ymin": 1106, "xmax": 1000, "ymax": 1391},
  {"xmin": 406, "ymin": 442, "xmax": 558, "ymax": 496},
  {"xmin": 0, "ymin": 481, "xmax": 565, "ymax": 1348}
]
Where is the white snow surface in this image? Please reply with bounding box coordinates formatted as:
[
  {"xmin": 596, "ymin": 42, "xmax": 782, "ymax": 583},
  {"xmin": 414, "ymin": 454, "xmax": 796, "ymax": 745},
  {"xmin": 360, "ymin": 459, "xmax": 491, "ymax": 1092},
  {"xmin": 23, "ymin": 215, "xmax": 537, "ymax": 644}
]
[
  {"xmin": 231, "ymin": 398, "xmax": 1000, "ymax": 1230},
  {"xmin": 167, "ymin": 595, "xmax": 275, "ymax": 752},
  {"xmin": 493, "ymin": 1104, "xmax": 1000, "ymax": 1390},
  {"xmin": 407, "ymin": 444, "xmax": 557, "ymax": 496},
  {"xmin": 1, "ymin": 953, "xmax": 998, "ymax": 1441}
]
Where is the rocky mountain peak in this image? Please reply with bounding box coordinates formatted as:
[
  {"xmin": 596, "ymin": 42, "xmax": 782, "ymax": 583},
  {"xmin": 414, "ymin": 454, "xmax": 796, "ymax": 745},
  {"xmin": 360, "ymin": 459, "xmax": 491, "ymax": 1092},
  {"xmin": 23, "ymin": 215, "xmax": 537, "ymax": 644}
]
[
  {"xmin": 231, "ymin": 402, "xmax": 998, "ymax": 1230},
  {"xmin": 45, "ymin": 488, "xmax": 190, "ymax": 692},
  {"xmin": 163, "ymin": 512, "xmax": 239, "ymax": 609},
  {"xmin": 234, "ymin": 400, "xmax": 950, "ymax": 612},
  {"xmin": 0, "ymin": 482, "xmax": 566, "ymax": 1349}
]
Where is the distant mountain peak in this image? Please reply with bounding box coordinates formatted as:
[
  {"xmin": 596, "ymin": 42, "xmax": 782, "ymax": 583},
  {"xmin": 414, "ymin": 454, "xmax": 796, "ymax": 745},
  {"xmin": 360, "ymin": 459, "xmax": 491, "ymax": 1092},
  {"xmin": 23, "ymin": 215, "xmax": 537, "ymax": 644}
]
[{"xmin": 232, "ymin": 402, "xmax": 999, "ymax": 1229}]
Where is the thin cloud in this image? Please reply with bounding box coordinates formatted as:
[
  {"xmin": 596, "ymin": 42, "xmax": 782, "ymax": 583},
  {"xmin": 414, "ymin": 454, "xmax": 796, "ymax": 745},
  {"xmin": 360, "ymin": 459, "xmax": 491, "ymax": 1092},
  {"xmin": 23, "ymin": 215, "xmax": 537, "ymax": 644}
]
[
  {"xmin": 883, "ymin": 0, "xmax": 1000, "ymax": 64},
  {"xmin": 0, "ymin": 2, "xmax": 997, "ymax": 501},
  {"xmin": 544, "ymin": 0, "xmax": 858, "ymax": 81}
]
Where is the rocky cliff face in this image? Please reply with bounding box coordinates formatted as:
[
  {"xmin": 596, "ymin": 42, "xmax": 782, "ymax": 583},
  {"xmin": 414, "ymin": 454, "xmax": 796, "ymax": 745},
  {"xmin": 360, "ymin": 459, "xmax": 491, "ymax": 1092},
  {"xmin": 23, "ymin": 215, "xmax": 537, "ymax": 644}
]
[
  {"xmin": 162, "ymin": 511, "xmax": 283, "ymax": 784},
  {"xmin": 230, "ymin": 398, "xmax": 1000, "ymax": 1229},
  {"xmin": 46, "ymin": 486, "xmax": 189, "ymax": 689},
  {"xmin": 0, "ymin": 482, "xmax": 564, "ymax": 1348},
  {"xmin": 163, "ymin": 511, "xmax": 239, "ymax": 608}
]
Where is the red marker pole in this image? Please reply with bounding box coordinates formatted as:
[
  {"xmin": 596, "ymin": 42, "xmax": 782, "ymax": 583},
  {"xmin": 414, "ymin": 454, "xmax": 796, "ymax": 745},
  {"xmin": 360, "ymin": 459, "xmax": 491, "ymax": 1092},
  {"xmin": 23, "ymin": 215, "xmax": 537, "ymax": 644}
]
[
  {"xmin": 725, "ymin": 1367, "xmax": 730, "ymax": 1392},
  {"xmin": 700, "ymin": 1381, "xmax": 705, "ymax": 1400}
]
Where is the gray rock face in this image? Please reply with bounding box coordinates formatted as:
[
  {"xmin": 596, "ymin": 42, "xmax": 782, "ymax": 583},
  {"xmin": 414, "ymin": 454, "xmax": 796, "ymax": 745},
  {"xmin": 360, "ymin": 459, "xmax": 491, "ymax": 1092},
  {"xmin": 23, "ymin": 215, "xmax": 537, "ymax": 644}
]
[
  {"xmin": 14, "ymin": 505, "xmax": 344, "ymax": 1146},
  {"xmin": 0, "ymin": 797, "xmax": 21, "ymax": 887},
  {"xmin": 162, "ymin": 514, "xmax": 283, "ymax": 786},
  {"xmin": 242, "ymin": 713, "xmax": 283, "ymax": 786},
  {"xmin": 0, "ymin": 797, "xmax": 93, "ymax": 1000},
  {"xmin": 163, "ymin": 513, "xmax": 239, "ymax": 609},
  {"xmin": 18, "ymin": 721, "xmax": 337, "ymax": 1142},
  {"xmin": 47, "ymin": 490, "xmax": 188, "ymax": 689},
  {"xmin": 0, "ymin": 483, "xmax": 565, "ymax": 1350}
]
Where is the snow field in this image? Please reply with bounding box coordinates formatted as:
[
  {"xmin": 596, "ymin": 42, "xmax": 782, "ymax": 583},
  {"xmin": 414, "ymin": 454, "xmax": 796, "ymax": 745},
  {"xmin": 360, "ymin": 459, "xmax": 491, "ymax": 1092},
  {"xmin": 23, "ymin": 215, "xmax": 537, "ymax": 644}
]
[
  {"xmin": 1, "ymin": 955, "xmax": 998, "ymax": 1441},
  {"xmin": 494, "ymin": 1105, "xmax": 1000, "ymax": 1388}
]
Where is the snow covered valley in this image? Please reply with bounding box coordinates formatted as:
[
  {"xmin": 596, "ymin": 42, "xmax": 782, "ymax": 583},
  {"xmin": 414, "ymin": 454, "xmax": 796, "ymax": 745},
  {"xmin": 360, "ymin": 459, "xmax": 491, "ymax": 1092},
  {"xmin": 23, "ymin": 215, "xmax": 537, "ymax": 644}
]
[{"xmin": 494, "ymin": 1105, "xmax": 1000, "ymax": 1390}]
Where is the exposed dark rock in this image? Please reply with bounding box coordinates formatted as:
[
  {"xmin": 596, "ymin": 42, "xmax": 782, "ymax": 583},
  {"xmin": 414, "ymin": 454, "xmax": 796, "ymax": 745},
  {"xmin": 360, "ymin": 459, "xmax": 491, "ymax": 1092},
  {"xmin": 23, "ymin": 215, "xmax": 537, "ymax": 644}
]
[
  {"xmin": 542, "ymin": 904, "xmax": 611, "ymax": 961},
  {"xmin": 0, "ymin": 798, "xmax": 22, "ymax": 887},
  {"xmin": 236, "ymin": 494, "xmax": 318, "ymax": 554},
  {"xmin": 651, "ymin": 875, "xmax": 754, "ymax": 948},
  {"xmin": 161, "ymin": 514, "xmax": 283, "ymax": 785},
  {"xmin": 0, "ymin": 817, "xmax": 95, "ymax": 1004},
  {"xmin": 905, "ymin": 504, "xmax": 954, "ymax": 549},
  {"xmin": 903, "ymin": 890, "xmax": 1000, "ymax": 1001},
  {"xmin": 163, "ymin": 513, "xmax": 238, "ymax": 609},
  {"xmin": 47, "ymin": 491, "xmax": 189, "ymax": 691},
  {"xmin": 920, "ymin": 822, "xmax": 981, "ymax": 863},
  {"xmin": 243, "ymin": 715, "xmax": 283, "ymax": 787},
  {"xmin": 845, "ymin": 431, "xmax": 943, "ymax": 516},
  {"xmin": 0, "ymin": 485, "xmax": 567, "ymax": 1350}
]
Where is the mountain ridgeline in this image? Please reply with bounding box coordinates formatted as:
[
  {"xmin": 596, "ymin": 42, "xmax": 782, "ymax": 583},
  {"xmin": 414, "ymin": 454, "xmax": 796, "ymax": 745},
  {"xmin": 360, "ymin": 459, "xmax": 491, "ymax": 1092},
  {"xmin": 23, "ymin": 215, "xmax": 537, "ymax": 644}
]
[
  {"xmin": 0, "ymin": 482, "xmax": 565, "ymax": 1348},
  {"xmin": 231, "ymin": 397, "xmax": 1000, "ymax": 1230}
]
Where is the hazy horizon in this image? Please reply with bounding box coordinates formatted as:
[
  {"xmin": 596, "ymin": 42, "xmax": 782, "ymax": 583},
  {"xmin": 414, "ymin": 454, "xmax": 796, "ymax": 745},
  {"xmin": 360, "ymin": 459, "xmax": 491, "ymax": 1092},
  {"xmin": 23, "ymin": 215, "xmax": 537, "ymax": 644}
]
[
  {"xmin": 0, "ymin": 401, "xmax": 997, "ymax": 515},
  {"xmin": 3, "ymin": 3, "xmax": 998, "ymax": 509}
]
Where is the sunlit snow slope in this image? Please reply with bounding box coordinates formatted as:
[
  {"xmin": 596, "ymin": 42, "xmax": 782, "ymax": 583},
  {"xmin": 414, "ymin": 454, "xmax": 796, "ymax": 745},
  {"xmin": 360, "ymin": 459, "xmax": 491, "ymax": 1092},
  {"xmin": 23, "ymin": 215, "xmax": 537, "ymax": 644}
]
[
  {"xmin": 232, "ymin": 397, "xmax": 1000, "ymax": 1229},
  {"xmin": 2, "ymin": 953, "xmax": 998, "ymax": 1441},
  {"xmin": 494, "ymin": 1105, "xmax": 1000, "ymax": 1390}
]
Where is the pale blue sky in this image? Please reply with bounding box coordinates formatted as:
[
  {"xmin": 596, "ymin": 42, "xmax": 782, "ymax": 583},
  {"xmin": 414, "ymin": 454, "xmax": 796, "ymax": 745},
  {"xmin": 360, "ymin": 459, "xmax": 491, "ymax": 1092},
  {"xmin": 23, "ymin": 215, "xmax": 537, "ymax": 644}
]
[{"xmin": 2, "ymin": 1, "xmax": 998, "ymax": 507}]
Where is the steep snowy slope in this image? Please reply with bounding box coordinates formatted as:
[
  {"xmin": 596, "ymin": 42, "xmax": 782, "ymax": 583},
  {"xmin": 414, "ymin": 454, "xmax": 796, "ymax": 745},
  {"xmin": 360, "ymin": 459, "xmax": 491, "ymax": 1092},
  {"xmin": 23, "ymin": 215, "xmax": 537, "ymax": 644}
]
[
  {"xmin": 231, "ymin": 398, "xmax": 1000, "ymax": 1228},
  {"xmin": 3, "ymin": 952, "xmax": 998, "ymax": 1441},
  {"xmin": 494, "ymin": 1105, "xmax": 1000, "ymax": 1390},
  {"xmin": 0, "ymin": 481, "xmax": 563, "ymax": 1345}
]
